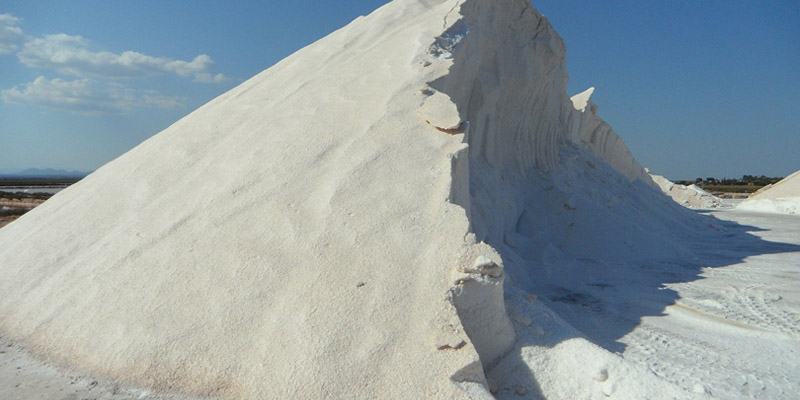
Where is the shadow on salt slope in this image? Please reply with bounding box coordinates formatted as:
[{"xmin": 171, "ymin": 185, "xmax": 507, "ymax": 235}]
[
  {"xmin": 487, "ymin": 187, "xmax": 798, "ymax": 399},
  {"xmin": 542, "ymin": 211, "xmax": 799, "ymax": 353},
  {"xmin": 460, "ymin": 146, "xmax": 800, "ymax": 396},
  {"xmin": 462, "ymin": 146, "xmax": 800, "ymax": 357}
]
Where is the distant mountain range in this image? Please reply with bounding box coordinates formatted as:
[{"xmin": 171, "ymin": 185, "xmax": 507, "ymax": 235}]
[{"xmin": 0, "ymin": 168, "xmax": 90, "ymax": 178}]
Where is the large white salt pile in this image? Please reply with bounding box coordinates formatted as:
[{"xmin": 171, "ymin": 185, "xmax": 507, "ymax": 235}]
[
  {"xmin": 650, "ymin": 172, "xmax": 722, "ymax": 208},
  {"xmin": 0, "ymin": 0, "xmax": 711, "ymax": 398},
  {"xmin": 738, "ymin": 170, "xmax": 800, "ymax": 214}
]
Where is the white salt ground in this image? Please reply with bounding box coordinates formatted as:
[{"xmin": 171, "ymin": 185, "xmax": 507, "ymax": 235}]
[
  {"xmin": 623, "ymin": 210, "xmax": 800, "ymax": 398},
  {"xmin": 0, "ymin": 334, "xmax": 200, "ymax": 400},
  {"xmin": 499, "ymin": 208, "xmax": 799, "ymax": 399}
]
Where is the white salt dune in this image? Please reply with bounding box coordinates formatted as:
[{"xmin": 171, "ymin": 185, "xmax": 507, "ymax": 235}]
[
  {"xmin": 650, "ymin": 173, "xmax": 722, "ymax": 208},
  {"xmin": 2, "ymin": 0, "xmax": 798, "ymax": 399},
  {"xmin": 738, "ymin": 169, "xmax": 800, "ymax": 214}
]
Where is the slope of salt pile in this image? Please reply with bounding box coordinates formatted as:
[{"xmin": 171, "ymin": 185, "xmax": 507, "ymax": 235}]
[
  {"xmin": 1, "ymin": 0, "xmax": 716, "ymax": 399},
  {"xmin": 567, "ymin": 87, "xmax": 655, "ymax": 186},
  {"xmin": 738, "ymin": 170, "xmax": 800, "ymax": 214},
  {"xmin": 650, "ymin": 173, "xmax": 722, "ymax": 208}
]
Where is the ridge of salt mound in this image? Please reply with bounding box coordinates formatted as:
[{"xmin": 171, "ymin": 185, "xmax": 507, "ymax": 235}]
[{"xmin": 567, "ymin": 87, "xmax": 655, "ymax": 186}]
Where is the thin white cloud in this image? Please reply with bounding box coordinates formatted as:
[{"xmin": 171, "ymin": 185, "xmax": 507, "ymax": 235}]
[
  {"xmin": 1, "ymin": 76, "xmax": 185, "ymax": 115},
  {"xmin": 194, "ymin": 72, "xmax": 228, "ymax": 84},
  {"xmin": 18, "ymin": 33, "xmax": 228, "ymax": 83},
  {"xmin": 0, "ymin": 13, "xmax": 25, "ymax": 55},
  {"xmin": 2, "ymin": 14, "xmax": 227, "ymax": 115}
]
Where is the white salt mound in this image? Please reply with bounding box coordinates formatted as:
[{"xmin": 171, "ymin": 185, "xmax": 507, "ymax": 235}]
[
  {"xmin": 738, "ymin": 169, "xmax": 800, "ymax": 214},
  {"xmin": 650, "ymin": 172, "xmax": 722, "ymax": 208},
  {"xmin": 0, "ymin": 0, "xmax": 706, "ymax": 399}
]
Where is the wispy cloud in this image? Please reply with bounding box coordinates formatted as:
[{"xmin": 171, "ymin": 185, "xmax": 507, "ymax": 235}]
[
  {"xmin": 194, "ymin": 72, "xmax": 228, "ymax": 84},
  {"xmin": 1, "ymin": 13, "xmax": 227, "ymax": 116},
  {"xmin": 0, "ymin": 13, "xmax": 25, "ymax": 55},
  {"xmin": 18, "ymin": 34, "xmax": 228, "ymax": 83},
  {"xmin": 1, "ymin": 76, "xmax": 185, "ymax": 115}
]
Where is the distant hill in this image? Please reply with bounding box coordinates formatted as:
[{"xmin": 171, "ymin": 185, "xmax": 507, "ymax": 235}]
[{"xmin": 0, "ymin": 168, "xmax": 89, "ymax": 179}]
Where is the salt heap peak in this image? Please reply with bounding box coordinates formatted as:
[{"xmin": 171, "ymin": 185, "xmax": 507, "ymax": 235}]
[{"xmin": 571, "ymin": 86, "xmax": 595, "ymax": 113}]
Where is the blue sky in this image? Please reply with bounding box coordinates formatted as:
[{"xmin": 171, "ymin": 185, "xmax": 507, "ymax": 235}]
[{"xmin": 1, "ymin": 1, "xmax": 797, "ymax": 179}]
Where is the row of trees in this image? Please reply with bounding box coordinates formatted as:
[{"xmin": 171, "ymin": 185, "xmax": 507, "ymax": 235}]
[{"xmin": 676, "ymin": 175, "xmax": 783, "ymax": 187}]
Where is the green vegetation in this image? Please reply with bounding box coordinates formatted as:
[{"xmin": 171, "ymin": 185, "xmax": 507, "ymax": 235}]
[
  {"xmin": 675, "ymin": 175, "xmax": 783, "ymax": 193},
  {"xmin": 0, "ymin": 191, "xmax": 52, "ymax": 200},
  {"xmin": 698, "ymin": 185, "xmax": 762, "ymax": 194},
  {"xmin": 0, "ymin": 177, "xmax": 82, "ymax": 187},
  {"xmin": 0, "ymin": 207, "xmax": 30, "ymax": 217}
]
